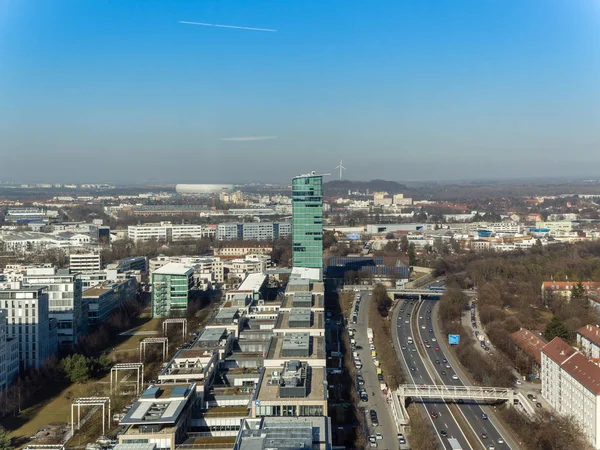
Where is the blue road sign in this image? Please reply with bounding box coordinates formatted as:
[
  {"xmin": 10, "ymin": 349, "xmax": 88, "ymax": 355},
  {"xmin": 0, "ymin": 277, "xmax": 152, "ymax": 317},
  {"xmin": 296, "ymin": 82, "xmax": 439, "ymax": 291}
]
[{"xmin": 448, "ymin": 334, "xmax": 460, "ymax": 345}]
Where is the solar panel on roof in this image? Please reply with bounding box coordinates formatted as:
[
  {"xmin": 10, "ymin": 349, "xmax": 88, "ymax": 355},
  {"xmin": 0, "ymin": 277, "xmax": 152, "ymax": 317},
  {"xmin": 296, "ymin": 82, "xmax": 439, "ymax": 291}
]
[
  {"xmin": 141, "ymin": 387, "xmax": 160, "ymax": 399},
  {"xmin": 170, "ymin": 386, "xmax": 188, "ymax": 398}
]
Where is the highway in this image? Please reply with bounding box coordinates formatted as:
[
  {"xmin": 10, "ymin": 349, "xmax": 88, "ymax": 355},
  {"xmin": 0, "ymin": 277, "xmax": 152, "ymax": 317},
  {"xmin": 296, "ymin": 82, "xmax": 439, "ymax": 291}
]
[
  {"xmin": 394, "ymin": 299, "xmax": 471, "ymax": 449},
  {"xmin": 355, "ymin": 290, "xmax": 398, "ymax": 450},
  {"xmin": 419, "ymin": 298, "xmax": 511, "ymax": 449}
]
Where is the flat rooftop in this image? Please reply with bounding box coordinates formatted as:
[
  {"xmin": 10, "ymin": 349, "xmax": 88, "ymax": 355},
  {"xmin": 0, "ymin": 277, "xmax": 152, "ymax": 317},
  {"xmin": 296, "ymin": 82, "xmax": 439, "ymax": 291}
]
[
  {"xmin": 198, "ymin": 327, "xmax": 227, "ymax": 343},
  {"xmin": 153, "ymin": 263, "xmax": 193, "ymax": 276},
  {"xmin": 82, "ymin": 286, "xmax": 111, "ymax": 297},
  {"xmin": 267, "ymin": 335, "xmax": 325, "ymax": 360},
  {"xmin": 237, "ymin": 273, "xmax": 267, "ymax": 293},
  {"xmin": 275, "ymin": 311, "xmax": 324, "ymax": 330},
  {"xmin": 256, "ymin": 366, "xmax": 326, "ymax": 403},
  {"xmin": 280, "ymin": 293, "xmax": 324, "ymax": 309}
]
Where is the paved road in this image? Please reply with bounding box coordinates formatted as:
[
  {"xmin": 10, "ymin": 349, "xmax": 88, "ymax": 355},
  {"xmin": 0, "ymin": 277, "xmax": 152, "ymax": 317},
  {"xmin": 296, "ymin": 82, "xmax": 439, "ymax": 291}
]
[
  {"xmin": 355, "ymin": 290, "xmax": 398, "ymax": 450},
  {"xmin": 424, "ymin": 299, "xmax": 513, "ymax": 449},
  {"xmin": 394, "ymin": 299, "xmax": 470, "ymax": 450}
]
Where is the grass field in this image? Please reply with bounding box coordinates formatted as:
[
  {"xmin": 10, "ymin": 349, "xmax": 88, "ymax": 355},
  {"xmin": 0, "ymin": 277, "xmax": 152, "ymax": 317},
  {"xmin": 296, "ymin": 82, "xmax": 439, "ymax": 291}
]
[{"xmin": 4, "ymin": 311, "xmax": 162, "ymax": 448}]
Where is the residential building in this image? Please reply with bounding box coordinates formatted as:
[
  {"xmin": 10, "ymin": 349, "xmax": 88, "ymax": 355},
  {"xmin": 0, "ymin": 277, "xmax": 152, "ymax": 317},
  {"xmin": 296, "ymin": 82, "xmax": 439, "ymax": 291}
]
[
  {"xmin": 216, "ymin": 222, "xmax": 291, "ymax": 241},
  {"xmin": 541, "ymin": 337, "xmax": 600, "ymax": 449},
  {"xmin": 128, "ymin": 222, "xmax": 215, "ymax": 242},
  {"xmin": 214, "ymin": 243, "xmax": 273, "ymax": 259},
  {"xmin": 107, "ymin": 256, "xmax": 149, "ymax": 274},
  {"xmin": 5, "ymin": 208, "xmax": 48, "ymax": 224},
  {"xmin": 510, "ymin": 329, "xmax": 547, "ymax": 377},
  {"xmin": 0, "ymin": 286, "xmax": 54, "ymax": 370},
  {"xmin": 152, "ymin": 263, "xmax": 195, "ymax": 318},
  {"xmin": 22, "ymin": 267, "xmax": 85, "ymax": 350},
  {"xmin": 0, "ymin": 310, "xmax": 19, "ymax": 391},
  {"xmin": 292, "ymin": 172, "xmax": 324, "ymax": 275},
  {"xmin": 536, "ymin": 221, "xmax": 574, "ymax": 234},
  {"xmin": 69, "ymin": 252, "xmax": 102, "ymax": 273},
  {"xmin": 83, "ymin": 277, "xmax": 138, "ymax": 326},
  {"xmin": 541, "ymin": 281, "xmax": 600, "ymax": 301},
  {"xmin": 577, "ymin": 325, "xmax": 600, "ymax": 359}
]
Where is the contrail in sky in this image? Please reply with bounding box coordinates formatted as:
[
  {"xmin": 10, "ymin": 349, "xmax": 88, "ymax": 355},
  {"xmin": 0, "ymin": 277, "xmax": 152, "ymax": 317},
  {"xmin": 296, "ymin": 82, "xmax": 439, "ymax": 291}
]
[{"xmin": 179, "ymin": 21, "xmax": 277, "ymax": 32}]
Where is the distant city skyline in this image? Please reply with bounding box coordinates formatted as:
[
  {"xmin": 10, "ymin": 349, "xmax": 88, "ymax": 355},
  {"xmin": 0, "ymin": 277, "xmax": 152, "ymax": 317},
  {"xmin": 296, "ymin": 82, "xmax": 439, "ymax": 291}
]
[{"xmin": 2, "ymin": 1, "xmax": 600, "ymax": 184}]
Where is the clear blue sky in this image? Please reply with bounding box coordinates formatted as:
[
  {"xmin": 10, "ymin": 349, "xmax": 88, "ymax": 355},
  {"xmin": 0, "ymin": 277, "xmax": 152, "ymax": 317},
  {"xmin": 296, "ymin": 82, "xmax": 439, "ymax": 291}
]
[{"xmin": 1, "ymin": 0, "xmax": 600, "ymax": 184}]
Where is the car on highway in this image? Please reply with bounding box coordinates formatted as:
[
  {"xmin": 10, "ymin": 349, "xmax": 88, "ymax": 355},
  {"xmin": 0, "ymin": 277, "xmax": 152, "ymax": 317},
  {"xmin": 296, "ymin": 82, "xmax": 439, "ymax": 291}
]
[
  {"xmin": 481, "ymin": 432, "xmax": 488, "ymax": 439},
  {"xmin": 498, "ymin": 438, "xmax": 505, "ymax": 444},
  {"xmin": 481, "ymin": 413, "xmax": 488, "ymax": 420},
  {"xmin": 405, "ymin": 320, "xmax": 409, "ymax": 324},
  {"xmin": 487, "ymin": 445, "xmax": 495, "ymax": 450},
  {"xmin": 441, "ymin": 371, "xmax": 447, "ymax": 376},
  {"xmin": 398, "ymin": 433, "xmax": 406, "ymax": 444},
  {"xmin": 375, "ymin": 433, "xmax": 383, "ymax": 440},
  {"xmin": 357, "ymin": 375, "xmax": 365, "ymax": 385},
  {"xmin": 425, "ymin": 343, "xmax": 431, "ymax": 348},
  {"xmin": 401, "ymin": 345, "xmax": 407, "ymax": 350},
  {"xmin": 411, "ymin": 347, "xmax": 417, "ymax": 352},
  {"xmin": 430, "ymin": 411, "xmax": 439, "ymax": 418},
  {"xmin": 368, "ymin": 436, "xmax": 377, "ymax": 448},
  {"xmin": 536, "ymin": 402, "xmax": 542, "ymax": 408},
  {"xmin": 452, "ymin": 374, "xmax": 459, "ymax": 380},
  {"xmin": 429, "ymin": 328, "xmax": 433, "ymax": 332},
  {"xmin": 421, "ymin": 325, "xmax": 426, "ymax": 329},
  {"xmin": 423, "ymin": 339, "xmax": 429, "ymax": 343},
  {"xmin": 435, "ymin": 346, "xmax": 440, "ymax": 351},
  {"xmin": 435, "ymin": 359, "xmax": 440, "ymax": 364},
  {"xmin": 410, "ymin": 365, "xmax": 416, "ymax": 371},
  {"xmin": 439, "ymin": 430, "xmax": 448, "ymax": 437},
  {"xmin": 419, "ymin": 316, "xmax": 423, "ymax": 319},
  {"xmin": 432, "ymin": 338, "xmax": 437, "ymax": 342}
]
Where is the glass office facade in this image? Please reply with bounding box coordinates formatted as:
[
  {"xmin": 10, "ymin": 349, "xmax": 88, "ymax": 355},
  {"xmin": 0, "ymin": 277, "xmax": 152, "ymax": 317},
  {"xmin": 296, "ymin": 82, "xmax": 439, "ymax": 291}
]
[{"xmin": 292, "ymin": 173, "xmax": 324, "ymax": 272}]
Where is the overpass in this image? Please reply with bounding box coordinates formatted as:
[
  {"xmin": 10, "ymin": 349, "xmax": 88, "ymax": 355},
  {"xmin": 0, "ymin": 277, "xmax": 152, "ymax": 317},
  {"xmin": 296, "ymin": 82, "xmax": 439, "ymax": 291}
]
[{"xmin": 396, "ymin": 384, "xmax": 513, "ymax": 406}]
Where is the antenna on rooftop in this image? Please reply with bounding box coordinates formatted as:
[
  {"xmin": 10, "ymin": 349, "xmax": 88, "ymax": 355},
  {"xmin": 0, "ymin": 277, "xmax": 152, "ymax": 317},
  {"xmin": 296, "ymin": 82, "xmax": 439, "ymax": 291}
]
[{"xmin": 334, "ymin": 159, "xmax": 347, "ymax": 180}]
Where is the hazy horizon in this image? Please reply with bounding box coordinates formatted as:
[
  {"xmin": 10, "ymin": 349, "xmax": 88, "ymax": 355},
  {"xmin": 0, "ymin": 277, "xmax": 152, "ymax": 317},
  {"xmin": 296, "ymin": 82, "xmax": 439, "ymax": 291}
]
[{"xmin": 2, "ymin": 1, "xmax": 600, "ymax": 184}]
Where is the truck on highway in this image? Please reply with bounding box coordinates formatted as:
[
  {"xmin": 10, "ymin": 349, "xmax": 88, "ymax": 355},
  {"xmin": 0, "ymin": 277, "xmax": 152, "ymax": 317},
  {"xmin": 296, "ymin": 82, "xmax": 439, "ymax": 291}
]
[
  {"xmin": 367, "ymin": 328, "xmax": 374, "ymax": 341},
  {"xmin": 447, "ymin": 438, "xmax": 463, "ymax": 450}
]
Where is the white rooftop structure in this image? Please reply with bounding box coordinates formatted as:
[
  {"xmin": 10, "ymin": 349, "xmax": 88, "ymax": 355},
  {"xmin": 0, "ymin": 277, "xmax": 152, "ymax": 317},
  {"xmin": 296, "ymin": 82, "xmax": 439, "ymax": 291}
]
[
  {"xmin": 237, "ymin": 273, "xmax": 267, "ymax": 293},
  {"xmin": 153, "ymin": 263, "xmax": 194, "ymax": 276}
]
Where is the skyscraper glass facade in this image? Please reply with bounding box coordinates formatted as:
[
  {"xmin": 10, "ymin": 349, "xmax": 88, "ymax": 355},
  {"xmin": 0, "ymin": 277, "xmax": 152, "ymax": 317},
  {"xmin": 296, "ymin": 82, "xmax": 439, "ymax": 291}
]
[{"xmin": 292, "ymin": 172, "xmax": 324, "ymax": 272}]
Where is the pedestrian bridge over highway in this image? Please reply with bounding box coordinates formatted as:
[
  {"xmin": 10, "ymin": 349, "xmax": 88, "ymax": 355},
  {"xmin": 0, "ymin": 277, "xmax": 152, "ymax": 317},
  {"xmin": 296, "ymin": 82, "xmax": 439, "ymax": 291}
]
[{"xmin": 396, "ymin": 384, "xmax": 514, "ymax": 406}]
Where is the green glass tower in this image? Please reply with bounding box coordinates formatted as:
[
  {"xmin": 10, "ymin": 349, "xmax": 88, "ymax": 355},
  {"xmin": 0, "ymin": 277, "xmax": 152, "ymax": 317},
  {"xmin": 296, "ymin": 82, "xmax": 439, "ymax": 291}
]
[{"xmin": 292, "ymin": 171, "xmax": 324, "ymax": 274}]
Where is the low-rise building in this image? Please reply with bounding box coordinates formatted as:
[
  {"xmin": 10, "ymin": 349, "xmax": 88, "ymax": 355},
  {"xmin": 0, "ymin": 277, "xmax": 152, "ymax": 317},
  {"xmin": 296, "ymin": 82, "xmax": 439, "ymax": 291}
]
[
  {"xmin": 577, "ymin": 325, "xmax": 600, "ymax": 359},
  {"xmin": 118, "ymin": 384, "xmax": 196, "ymax": 450},
  {"xmin": 510, "ymin": 328, "xmax": 547, "ymax": 377},
  {"xmin": 128, "ymin": 222, "xmax": 215, "ymax": 242},
  {"xmin": 83, "ymin": 277, "xmax": 138, "ymax": 326},
  {"xmin": 216, "ymin": 222, "xmax": 291, "ymax": 241},
  {"xmin": 215, "ymin": 243, "xmax": 273, "ymax": 259},
  {"xmin": 541, "ymin": 281, "xmax": 600, "ymax": 302}
]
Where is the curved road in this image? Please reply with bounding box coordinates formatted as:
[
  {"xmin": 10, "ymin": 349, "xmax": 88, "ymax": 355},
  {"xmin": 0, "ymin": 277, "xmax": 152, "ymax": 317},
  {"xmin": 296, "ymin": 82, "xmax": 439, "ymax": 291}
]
[
  {"xmin": 419, "ymin": 298, "xmax": 512, "ymax": 449},
  {"xmin": 394, "ymin": 299, "xmax": 471, "ymax": 449}
]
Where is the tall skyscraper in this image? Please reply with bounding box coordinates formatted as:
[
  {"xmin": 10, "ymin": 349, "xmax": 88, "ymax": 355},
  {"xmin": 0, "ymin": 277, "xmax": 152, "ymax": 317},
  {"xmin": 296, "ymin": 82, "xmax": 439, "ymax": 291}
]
[{"xmin": 292, "ymin": 171, "xmax": 324, "ymax": 275}]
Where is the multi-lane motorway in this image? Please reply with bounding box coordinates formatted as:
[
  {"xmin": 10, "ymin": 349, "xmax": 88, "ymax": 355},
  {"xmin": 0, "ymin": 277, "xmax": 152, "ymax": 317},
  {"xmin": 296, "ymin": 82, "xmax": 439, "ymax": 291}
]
[{"xmin": 394, "ymin": 297, "xmax": 511, "ymax": 449}]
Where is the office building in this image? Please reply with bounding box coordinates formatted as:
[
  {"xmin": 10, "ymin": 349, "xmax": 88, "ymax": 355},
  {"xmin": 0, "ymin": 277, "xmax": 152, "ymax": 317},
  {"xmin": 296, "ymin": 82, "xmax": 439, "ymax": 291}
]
[
  {"xmin": 69, "ymin": 253, "xmax": 102, "ymax": 273},
  {"xmin": 0, "ymin": 310, "xmax": 19, "ymax": 391},
  {"xmin": 128, "ymin": 222, "xmax": 215, "ymax": 242},
  {"xmin": 0, "ymin": 286, "xmax": 54, "ymax": 370},
  {"xmin": 216, "ymin": 222, "xmax": 291, "ymax": 241},
  {"xmin": 22, "ymin": 267, "xmax": 85, "ymax": 350},
  {"xmin": 234, "ymin": 417, "xmax": 331, "ymax": 450},
  {"xmin": 292, "ymin": 172, "xmax": 324, "ymax": 275},
  {"xmin": 83, "ymin": 277, "xmax": 137, "ymax": 326},
  {"xmin": 149, "ymin": 256, "xmax": 224, "ymax": 283},
  {"xmin": 152, "ymin": 263, "xmax": 195, "ymax": 318},
  {"xmin": 541, "ymin": 337, "xmax": 600, "ymax": 449}
]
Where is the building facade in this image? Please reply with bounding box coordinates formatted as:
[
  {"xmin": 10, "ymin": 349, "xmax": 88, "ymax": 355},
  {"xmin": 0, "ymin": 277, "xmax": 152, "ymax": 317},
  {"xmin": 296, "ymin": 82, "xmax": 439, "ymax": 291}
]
[
  {"xmin": 0, "ymin": 286, "xmax": 54, "ymax": 370},
  {"xmin": 128, "ymin": 222, "xmax": 215, "ymax": 242},
  {"xmin": 152, "ymin": 263, "xmax": 195, "ymax": 318},
  {"xmin": 69, "ymin": 253, "xmax": 102, "ymax": 273},
  {"xmin": 22, "ymin": 268, "xmax": 85, "ymax": 350},
  {"xmin": 292, "ymin": 172, "xmax": 324, "ymax": 274},
  {"xmin": 541, "ymin": 337, "xmax": 600, "ymax": 449},
  {"xmin": 0, "ymin": 310, "xmax": 19, "ymax": 390},
  {"xmin": 216, "ymin": 222, "xmax": 291, "ymax": 241}
]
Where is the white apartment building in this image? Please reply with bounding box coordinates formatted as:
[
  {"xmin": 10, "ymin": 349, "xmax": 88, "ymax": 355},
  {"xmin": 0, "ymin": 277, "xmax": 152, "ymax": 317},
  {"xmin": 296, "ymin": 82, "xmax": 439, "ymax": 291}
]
[
  {"xmin": 224, "ymin": 257, "xmax": 269, "ymax": 282},
  {"xmin": 0, "ymin": 286, "xmax": 54, "ymax": 370},
  {"xmin": 128, "ymin": 222, "xmax": 215, "ymax": 242},
  {"xmin": 0, "ymin": 310, "xmax": 19, "ymax": 391},
  {"xmin": 216, "ymin": 222, "xmax": 292, "ymax": 241},
  {"xmin": 541, "ymin": 337, "xmax": 600, "ymax": 449},
  {"xmin": 536, "ymin": 221, "xmax": 574, "ymax": 234},
  {"xmin": 69, "ymin": 253, "xmax": 102, "ymax": 273},
  {"xmin": 22, "ymin": 267, "xmax": 85, "ymax": 350},
  {"xmin": 479, "ymin": 222, "xmax": 522, "ymax": 234},
  {"xmin": 578, "ymin": 325, "xmax": 600, "ymax": 359}
]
